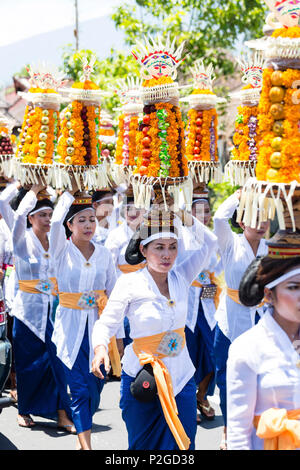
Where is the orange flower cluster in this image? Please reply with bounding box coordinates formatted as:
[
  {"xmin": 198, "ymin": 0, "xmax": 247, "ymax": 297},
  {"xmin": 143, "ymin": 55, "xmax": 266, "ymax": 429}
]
[
  {"xmin": 231, "ymin": 105, "xmax": 259, "ymax": 161},
  {"xmin": 115, "ymin": 114, "xmax": 138, "ymax": 166},
  {"xmin": 57, "ymin": 100, "xmax": 100, "ymax": 165},
  {"xmin": 99, "ymin": 128, "xmax": 115, "ymax": 137},
  {"xmin": 0, "ymin": 127, "xmax": 9, "ymax": 135},
  {"xmin": 135, "ymin": 102, "xmax": 188, "ymax": 178},
  {"xmin": 186, "ymin": 108, "xmax": 218, "ymax": 162},
  {"xmin": 21, "ymin": 106, "xmax": 56, "ymax": 165},
  {"xmin": 256, "ymin": 68, "xmax": 300, "ymax": 183}
]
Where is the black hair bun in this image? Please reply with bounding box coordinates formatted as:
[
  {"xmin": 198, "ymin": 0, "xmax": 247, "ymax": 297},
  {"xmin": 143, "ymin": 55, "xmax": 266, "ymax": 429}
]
[
  {"xmin": 125, "ymin": 230, "xmax": 145, "ymax": 265},
  {"xmin": 230, "ymin": 209, "xmax": 241, "ymax": 229},
  {"xmin": 238, "ymin": 256, "xmax": 264, "ymax": 307}
]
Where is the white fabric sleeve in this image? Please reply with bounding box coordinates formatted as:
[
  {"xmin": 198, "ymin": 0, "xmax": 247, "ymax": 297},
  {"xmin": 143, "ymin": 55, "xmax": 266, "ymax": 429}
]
[
  {"xmin": 49, "ymin": 191, "xmax": 74, "ymax": 259},
  {"xmin": 213, "ymin": 193, "xmax": 239, "ymax": 254},
  {"xmin": 12, "ymin": 190, "xmax": 37, "ymax": 258},
  {"xmin": 92, "ymin": 274, "xmax": 130, "ymax": 350},
  {"xmin": 226, "ymin": 340, "xmax": 258, "ymax": 450},
  {"xmin": 104, "ymin": 232, "xmax": 120, "ymax": 267},
  {"xmin": 0, "ymin": 182, "xmax": 19, "ymax": 230},
  {"xmin": 175, "ymin": 216, "xmax": 218, "ymax": 285}
]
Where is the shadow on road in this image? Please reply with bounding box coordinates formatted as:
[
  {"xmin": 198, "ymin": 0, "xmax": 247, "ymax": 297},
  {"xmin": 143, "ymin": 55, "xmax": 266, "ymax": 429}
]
[
  {"xmin": 198, "ymin": 413, "xmax": 224, "ymax": 430},
  {"xmin": 0, "ymin": 432, "xmax": 18, "ymax": 450}
]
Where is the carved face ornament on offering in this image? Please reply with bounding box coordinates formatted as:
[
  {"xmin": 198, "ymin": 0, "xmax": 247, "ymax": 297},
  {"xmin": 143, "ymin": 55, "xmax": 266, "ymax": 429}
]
[
  {"xmin": 265, "ymin": 0, "xmax": 300, "ymax": 27},
  {"xmin": 238, "ymin": 52, "xmax": 265, "ymax": 89},
  {"xmin": 191, "ymin": 60, "xmax": 215, "ymax": 91},
  {"xmin": 132, "ymin": 35, "xmax": 185, "ymax": 81}
]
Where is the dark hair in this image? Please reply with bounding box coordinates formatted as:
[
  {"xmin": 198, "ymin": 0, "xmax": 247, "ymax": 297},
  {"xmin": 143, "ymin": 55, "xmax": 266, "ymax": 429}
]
[
  {"xmin": 125, "ymin": 224, "xmax": 178, "ymax": 265},
  {"xmin": 239, "ymin": 256, "xmax": 300, "ymax": 306},
  {"xmin": 92, "ymin": 190, "xmax": 113, "ymax": 204},
  {"xmin": 230, "ymin": 209, "xmax": 242, "ymax": 229},
  {"xmin": 63, "ymin": 203, "xmax": 94, "ymax": 238},
  {"xmin": 10, "ymin": 188, "xmax": 28, "ymax": 211}
]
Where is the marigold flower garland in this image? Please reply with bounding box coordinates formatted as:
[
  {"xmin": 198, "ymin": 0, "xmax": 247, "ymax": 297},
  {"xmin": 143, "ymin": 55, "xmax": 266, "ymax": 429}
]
[
  {"xmin": 115, "ymin": 114, "xmax": 138, "ymax": 167},
  {"xmin": 135, "ymin": 101, "xmax": 188, "ymax": 178},
  {"xmin": 186, "ymin": 107, "xmax": 218, "ymax": 162},
  {"xmin": 255, "ymin": 67, "xmax": 300, "ymax": 183},
  {"xmin": 19, "ymin": 105, "xmax": 58, "ymax": 165},
  {"xmin": 57, "ymin": 79, "xmax": 101, "ymax": 166}
]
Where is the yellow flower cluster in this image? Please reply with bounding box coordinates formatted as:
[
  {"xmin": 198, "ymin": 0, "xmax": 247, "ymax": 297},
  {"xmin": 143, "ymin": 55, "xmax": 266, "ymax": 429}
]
[
  {"xmin": 142, "ymin": 76, "xmax": 174, "ymax": 87},
  {"xmin": 272, "ymin": 27, "xmax": 300, "ymax": 38},
  {"xmin": 21, "ymin": 106, "xmax": 56, "ymax": 165},
  {"xmin": 256, "ymin": 67, "xmax": 300, "ymax": 183},
  {"xmin": 231, "ymin": 105, "xmax": 259, "ymax": 161},
  {"xmin": 186, "ymin": 107, "xmax": 218, "ymax": 162}
]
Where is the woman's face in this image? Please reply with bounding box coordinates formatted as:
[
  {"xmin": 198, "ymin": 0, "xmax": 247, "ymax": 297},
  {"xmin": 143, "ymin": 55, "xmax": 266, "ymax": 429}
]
[
  {"xmin": 140, "ymin": 238, "xmax": 178, "ymax": 274},
  {"xmin": 29, "ymin": 209, "xmax": 53, "ymax": 233},
  {"xmin": 265, "ymin": 269, "xmax": 300, "ymax": 323},
  {"xmin": 93, "ymin": 196, "xmax": 114, "ymax": 219},
  {"xmin": 67, "ymin": 209, "xmax": 96, "ymax": 242},
  {"xmin": 243, "ymin": 220, "xmax": 270, "ymax": 241},
  {"xmin": 125, "ymin": 204, "xmax": 145, "ymax": 230},
  {"xmin": 192, "ymin": 200, "xmax": 211, "ymax": 226}
]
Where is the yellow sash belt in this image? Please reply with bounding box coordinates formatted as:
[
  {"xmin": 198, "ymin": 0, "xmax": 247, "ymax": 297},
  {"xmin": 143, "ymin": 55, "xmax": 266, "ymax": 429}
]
[
  {"xmin": 19, "ymin": 278, "xmax": 58, "ymax": 296},
  {"xmin": 254, "ymin": 408, "xmax": 300, "ymax": 450},
  {"xmin": 59, "ymin": 290, "xmax": 121, "ymax": 378},
  {"xmin": 132, "ymin": 327, "xmax": 190, "ymax": 451},
  {"xmin": 118, "ymin": 262, "xmax": 147, "ymax": 274},
  {"xmin": 191, "ymin": 272, "xmax": 222, "ymax": 309}
]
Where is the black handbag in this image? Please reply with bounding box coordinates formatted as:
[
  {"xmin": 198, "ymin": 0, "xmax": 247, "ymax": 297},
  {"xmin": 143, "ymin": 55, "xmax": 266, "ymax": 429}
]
[{"xmin": 130, "ymin": 363, "xmax": 157, "ymax": 402}]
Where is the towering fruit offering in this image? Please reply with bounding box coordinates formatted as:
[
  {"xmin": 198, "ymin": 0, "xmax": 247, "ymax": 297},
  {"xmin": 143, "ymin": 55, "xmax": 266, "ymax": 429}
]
[
  {"xmin": 183, "ymin": 59, "xmax": 223, "ymax": 184},
  {"xmin": 236, "ymin": 2, "xmax": 300, "ymax": 252},
  {"xmin": 131, "ymin": 35, "xmax": 192, "ymax": 210},
  {"xmin": 225, "ymin": 52, "xmax": 265, "ymax": 186},
  {"xmin": 14, "ymin": 63, "xmax": 63, "ymax": 187},
  {"xmin": 111, "ymin": 76, "xmax": 143, "ymax": 186},
  {"xmin": 57, "ymin": 56, "xmax": 109, "ymax": 191}
]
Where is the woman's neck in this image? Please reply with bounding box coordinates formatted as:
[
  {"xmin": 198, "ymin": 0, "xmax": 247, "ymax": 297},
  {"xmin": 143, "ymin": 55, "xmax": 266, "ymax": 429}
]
[
  {"xmin": 147, "ymin": 265, "xmax": 170, "ymax": 298},
  {"xmin": 244, "ymin": 233, "xmax": 260, "ymax": 256},
  {"xmin": 273, "ymin": 309, "xmax": 300, "ymax": 343},
  {"xmin": 72, "ymin": 237, "xmax": 94, "ymax": 261},
  {"xmin": 33, "ymin": 229, "xmax": 49, "ymax": 251}
]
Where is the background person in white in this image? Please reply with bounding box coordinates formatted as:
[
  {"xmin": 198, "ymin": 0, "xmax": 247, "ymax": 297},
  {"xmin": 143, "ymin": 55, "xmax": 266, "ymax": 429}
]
[
  {"xmin": 227, "ymin": 256, "xmax": 300, "ymax": 450},
  {"xmin": 213, "ymin": 189, "xmax": 270, "ymax": 449}
]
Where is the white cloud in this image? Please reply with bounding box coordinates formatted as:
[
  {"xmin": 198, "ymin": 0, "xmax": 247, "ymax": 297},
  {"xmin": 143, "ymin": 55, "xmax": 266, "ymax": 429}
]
[{"xmin": 0, "ymin": 0, "xmax": 120, "ymax": 47}]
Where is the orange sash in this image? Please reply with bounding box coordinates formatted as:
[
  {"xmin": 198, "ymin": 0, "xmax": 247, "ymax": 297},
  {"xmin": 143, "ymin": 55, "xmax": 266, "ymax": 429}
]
[
  {"xmin": 132, "ymin": 327, "xmax": 190, "ymax": 451},
  {"xmin": 19, "ymin": 278, "xmax": 58, "ymax": 297},
  {"xmin": 191, "ymin": 272, "xmax": 222, "ymax": 309},
  {"xmin": 118, "ymin": 262, "xmax": 147, "ymax": 274},
  {"xmin": 59, "ymin": 290, "xmax": 121, "ymax": 378},
  {"xmin": 254, "ymin": 408, "xmax": 300, "ymax": 450}
]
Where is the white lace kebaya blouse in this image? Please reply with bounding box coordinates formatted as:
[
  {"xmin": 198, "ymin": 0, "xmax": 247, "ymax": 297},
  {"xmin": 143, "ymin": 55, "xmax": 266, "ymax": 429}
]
[
  {"xmin": 49, "ymin": 191, "xmax": 117, "ymax": 369},
  {"xmin": 12, "ymin": 191, "xmax": 55, "ymax": 341},
  {"xmin": 92, "ymin": 218, "xmax": 218, "ymax": 397},
  {"xmin": 227, "ymin": 308, "xmax": 300, "ymax": 450}
]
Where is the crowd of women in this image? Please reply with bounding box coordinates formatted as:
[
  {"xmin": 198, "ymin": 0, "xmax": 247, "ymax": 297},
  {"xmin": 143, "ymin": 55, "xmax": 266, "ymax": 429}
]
[{"xmin": 1, "ymin": 176, "xmax": 300, "ymax": 451}]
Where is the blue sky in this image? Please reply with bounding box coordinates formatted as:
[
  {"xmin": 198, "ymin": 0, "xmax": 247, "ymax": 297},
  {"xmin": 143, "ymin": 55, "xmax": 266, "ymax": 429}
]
[{"xmin": 0, "ymin": 0, "xmax": 129, "ymax": 86}]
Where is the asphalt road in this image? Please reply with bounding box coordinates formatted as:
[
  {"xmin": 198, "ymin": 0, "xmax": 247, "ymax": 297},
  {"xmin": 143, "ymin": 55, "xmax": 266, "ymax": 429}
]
[{"xmin": 0, "ymin": 380, "xmax": 223, "ymax": 451}]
